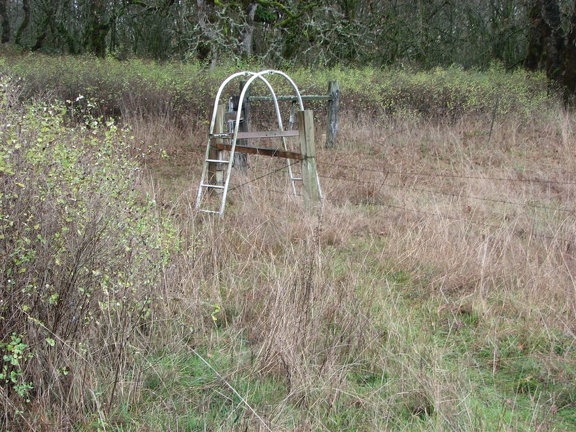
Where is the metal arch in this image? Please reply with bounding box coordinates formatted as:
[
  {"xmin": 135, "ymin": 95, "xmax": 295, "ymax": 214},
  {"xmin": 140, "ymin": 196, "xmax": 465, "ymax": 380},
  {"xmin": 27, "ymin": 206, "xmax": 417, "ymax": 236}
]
[
  {"xmin": 198, "ymin": 70, "xmax": 317, "ymax": 216},
  {"xmin": 226, "ymin": 71, "xmax": 296, "ymax": 199},
  {"xmin": 209, "ymin": 70, "xmax": 305, "ymax": 134},
  {"xmin": 218, "ymin": 70, "xmax": 307, "ymax": 210},
  {"xmin": 208, "ymin": 71, "xmax": 252, "ymax": 135}
]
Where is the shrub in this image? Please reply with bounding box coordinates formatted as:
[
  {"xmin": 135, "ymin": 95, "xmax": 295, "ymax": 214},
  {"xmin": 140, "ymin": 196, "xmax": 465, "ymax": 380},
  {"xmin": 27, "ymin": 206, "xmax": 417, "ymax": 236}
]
[
  {"xmin": 0, "ymin": 77, "xmax": 177, "ymax": 430},
  {"xmin": 0, "ymin": 55, "xmax": 557, "ymax": 132}
]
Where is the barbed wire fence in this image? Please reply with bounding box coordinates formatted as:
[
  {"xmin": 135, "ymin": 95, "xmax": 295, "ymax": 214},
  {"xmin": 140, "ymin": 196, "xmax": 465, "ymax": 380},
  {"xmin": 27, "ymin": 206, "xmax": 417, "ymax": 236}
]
[{"xmin": 221, "ymin": 155, "xmax": 576, "ymax": 248}]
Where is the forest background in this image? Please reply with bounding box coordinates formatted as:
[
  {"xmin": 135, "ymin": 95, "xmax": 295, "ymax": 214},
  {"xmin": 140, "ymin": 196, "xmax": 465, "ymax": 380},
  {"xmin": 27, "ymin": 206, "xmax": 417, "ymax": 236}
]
[{"xmin": 0, "ymin": 0, "xmax": 576, "ymax": 97}]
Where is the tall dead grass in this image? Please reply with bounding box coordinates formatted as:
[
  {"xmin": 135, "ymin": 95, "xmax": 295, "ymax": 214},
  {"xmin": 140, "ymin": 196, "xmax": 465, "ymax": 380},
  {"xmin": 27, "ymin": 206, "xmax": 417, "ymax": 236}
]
[{"xmin": 143, "ymin": 101, "xmax": 576, "ymax": 428}]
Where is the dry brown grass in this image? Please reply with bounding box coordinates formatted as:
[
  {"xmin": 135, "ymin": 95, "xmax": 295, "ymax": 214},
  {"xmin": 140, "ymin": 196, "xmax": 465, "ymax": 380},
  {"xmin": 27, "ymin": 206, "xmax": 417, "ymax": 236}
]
[{"xmin": 133, "ymin": 103, "xmax": 576, "ymax": 429}]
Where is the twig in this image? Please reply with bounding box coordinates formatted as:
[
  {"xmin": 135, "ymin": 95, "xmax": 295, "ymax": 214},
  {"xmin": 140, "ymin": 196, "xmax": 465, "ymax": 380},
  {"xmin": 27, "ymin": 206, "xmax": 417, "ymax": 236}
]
[{"xmin": 191, "ymin": 348, "xmax": 273, "ymax": 432}]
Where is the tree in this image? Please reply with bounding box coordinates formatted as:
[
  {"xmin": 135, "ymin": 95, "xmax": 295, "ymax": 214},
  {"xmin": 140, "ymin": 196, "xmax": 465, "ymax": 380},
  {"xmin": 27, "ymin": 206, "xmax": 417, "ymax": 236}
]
[
  {"xmin": 525, "ymin": 0, "xmax": 576, "ymax": 102},
  {"xmin": 525, "ymin": 0, "xmax": 564, "ymax": 80},
  {"xmin": 0, "ymin": 0, "xmax": 10, "ymax": 43}
]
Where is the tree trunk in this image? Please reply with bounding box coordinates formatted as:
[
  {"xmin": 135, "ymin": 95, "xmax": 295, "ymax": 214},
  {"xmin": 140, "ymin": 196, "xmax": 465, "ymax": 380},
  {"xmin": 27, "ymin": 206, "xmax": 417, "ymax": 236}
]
[
  {"xmin": 524, "ymin": 0, "xmax": 564, "ymax": 81},
  {"xmin": 562, "ymin": 0, "xmax": 576, "ymax": 103},
  {"xmin": 196, "ymin": 0, "xmax": 218, "ymax": 67},
  {"xmin": 0, "ymin": 0, "xmax": 10, "ymax": 43},
  {"xmin": 525, "ymin": 0, "xmax": 576, "ymax": 103},
  {"xmin": 87, "ymin": 0, "xmax": 110, "ymax": 58},
  {"xmin": 542, "ymin": 0, "xmax": 564, "ymax": 81},
  {"xmin": 241, "ymin": 3, "xmax": 257, "ymax": 58},
  {"xmin": 15, "ymin": 0, "xmax": 30, "ymax": 46}
]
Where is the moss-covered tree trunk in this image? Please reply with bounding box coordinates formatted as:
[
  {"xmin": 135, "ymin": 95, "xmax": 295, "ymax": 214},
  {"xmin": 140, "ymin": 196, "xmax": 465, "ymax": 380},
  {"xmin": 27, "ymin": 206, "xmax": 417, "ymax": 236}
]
[
  {"xmin": 525, "ymin": 0, "xmax": 576, "ymax": 103},
  {"xmin": 87, "ymin": 0, "xmax": 110, "ymax": 58},
  {"xmin": 14, "ymin": 0, "xmax": 30, "ymax": 46},
  {"xmin": 524, "ymin": 0, "xmax": 564, "ymax": 79},
  {"xmin": 0, "ymin": 0, "xmax": 10, "ymax": 43},
  {"xmin": 562, "ymin": 0, "xmax": 576, "ymax": 103}
]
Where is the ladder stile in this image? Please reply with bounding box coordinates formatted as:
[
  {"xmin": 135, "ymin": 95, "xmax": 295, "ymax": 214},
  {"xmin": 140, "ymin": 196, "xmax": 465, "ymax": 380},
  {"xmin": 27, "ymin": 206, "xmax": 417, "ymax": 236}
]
[{"xmin": 196, "ymin": 70, "xmax": 322, "ymax": 217}]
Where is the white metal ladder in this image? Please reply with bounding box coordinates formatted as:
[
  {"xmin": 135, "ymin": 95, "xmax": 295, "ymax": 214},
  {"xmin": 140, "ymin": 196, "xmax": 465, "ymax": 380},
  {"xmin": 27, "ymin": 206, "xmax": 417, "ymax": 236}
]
[{"xmin": 195, "ymin": 70, "xmax": 309, "ymax": 217}]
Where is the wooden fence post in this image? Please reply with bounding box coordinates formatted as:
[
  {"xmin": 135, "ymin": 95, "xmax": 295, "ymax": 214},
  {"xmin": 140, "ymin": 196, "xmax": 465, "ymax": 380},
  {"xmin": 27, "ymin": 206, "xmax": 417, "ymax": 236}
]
[
  {"xmin": 298, "ymin": 110, "xmax": 321, "ymax": 209},
  {"xmin": 208, "ymin": 104, "xmax": 226, "ymax": 190},
  {"xmin": 234, "ymin": 81, "xmax": 250, "ymax": 169},
  {"xmin": 326, "ymin": 81, "xmax": 340, "ymax": 149}
]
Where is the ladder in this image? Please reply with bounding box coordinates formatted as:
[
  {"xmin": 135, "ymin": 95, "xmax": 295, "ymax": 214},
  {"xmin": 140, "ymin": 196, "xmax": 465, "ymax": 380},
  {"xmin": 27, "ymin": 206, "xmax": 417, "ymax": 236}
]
[
  {"xmin": 195, "ymin": 69, "xmax": 321, "ymax": 217},
  {"xmin": 195, "ymin": 116, "xmax": 303, "ymax": 215},
  {"xmin": 195, "ymin": 104, "xmax": 236, "ymax": 216}
]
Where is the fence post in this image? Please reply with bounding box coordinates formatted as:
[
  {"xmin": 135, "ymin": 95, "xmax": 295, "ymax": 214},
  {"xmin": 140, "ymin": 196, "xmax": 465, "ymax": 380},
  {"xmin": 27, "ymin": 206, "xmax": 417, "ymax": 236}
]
[
  {"xmin": 298, "ymin": 110, "xmax": 321, "ymax": 209},
  {"xmin": 326, "ymin": 81, "xmax": 340, "ymax": 149},
  {"xmin": 208, "ymin": 104, "xmax": 226, "ymax": 190},
  {"xmin": 234, "ymin": 81, "xmax": 250, "ymax": 169}
]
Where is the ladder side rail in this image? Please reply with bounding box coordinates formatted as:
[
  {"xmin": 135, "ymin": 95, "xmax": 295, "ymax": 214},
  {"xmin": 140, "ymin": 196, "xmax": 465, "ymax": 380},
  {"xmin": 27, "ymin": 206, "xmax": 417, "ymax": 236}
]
[
  {"xmin": 195, "ymin": 138, "xmax": 213, "ymax": 208},
  {"xmin": 209, "ymin": 71, "xmax": 255, "ymax": 135},
  {"xmin": 219, "ymin": 72, "xmax": 279, "ymax": 215},
  {"xmin": 259, "ymin": 70, "xmax": 306, "ymax": 195},
  {"xmin": 245, "ymin": 71, "xmax": 305, "ymax": 194},
  {"xmin": 201, "ymin": 71, "xmax": 255, "ymax": 215},
  {"xmin": 266, "ymin": 71, "xmax": 306, "ymax": 194},
  {"xmin": 286, "ymin": 101, "xmax": 298, "ymax": 195},
  {"xmin": 263, "ymin": 71, "xmax": 306, "ymax": 194}
]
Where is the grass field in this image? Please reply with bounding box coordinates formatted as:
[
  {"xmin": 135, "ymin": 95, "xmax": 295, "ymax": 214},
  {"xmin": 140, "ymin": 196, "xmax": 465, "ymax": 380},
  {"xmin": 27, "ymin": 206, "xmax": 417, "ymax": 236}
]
[
  {"xmin": 1, "ymin": 56, "xmax": 576, "ymax": 430},
  {"xmin": 132, "ymin": 107, "xmax": 576, "ymax": 431}
]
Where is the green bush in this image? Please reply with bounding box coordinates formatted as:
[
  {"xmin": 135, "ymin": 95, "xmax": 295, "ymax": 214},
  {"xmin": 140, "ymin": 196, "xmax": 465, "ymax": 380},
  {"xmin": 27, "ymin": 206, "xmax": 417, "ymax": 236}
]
[
  {"xmin": 303, "ymin": 63, "xmax": 554, "ymax": 120},
  {"xmin": 0, "ymin": 77, "xmax": 177, "ymax": 430},
  {"xmin": 0, "ymin": 54, "xmax": 557, "ymax": 129}
]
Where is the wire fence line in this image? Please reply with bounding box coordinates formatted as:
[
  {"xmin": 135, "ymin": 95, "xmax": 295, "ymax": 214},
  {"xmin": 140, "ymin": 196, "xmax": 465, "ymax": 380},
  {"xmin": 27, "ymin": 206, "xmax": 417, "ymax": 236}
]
[
  {"xmin": 227, "ymin": 159, "xmax": 300, "ymax": 193},
  {"xmin": 317, "ymin": 161, "xmax": 576, "ymax": 186},
  {"xmin": 225, "ymin": 159, "xmax": 575, "ymax": 245},
  {"xmin": 317, "ymin": 173, "xmax": 576, "ymax": 215}
]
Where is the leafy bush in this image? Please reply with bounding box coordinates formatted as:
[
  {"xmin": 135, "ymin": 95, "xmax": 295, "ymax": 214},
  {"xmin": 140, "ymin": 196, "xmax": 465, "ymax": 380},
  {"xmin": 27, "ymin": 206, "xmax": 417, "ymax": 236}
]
[
  {"xmin": 305, "ymin": 63, "xmax": 555, "ymax": 120},
  {"xmin": 0, "ymin": 77, "xmax": 177, "ymax": 430},
  {"xmin": 0, "ymin": 54, "xmax": 557, "ymax": 131}
]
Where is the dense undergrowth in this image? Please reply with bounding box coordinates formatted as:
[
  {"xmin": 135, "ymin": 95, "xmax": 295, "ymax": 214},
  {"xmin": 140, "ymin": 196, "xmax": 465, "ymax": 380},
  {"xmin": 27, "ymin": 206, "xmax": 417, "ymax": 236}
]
[
  {"xmin": 0, "ymin": 48, "xmax": 554, "ymax": 127},
  {"xmin": 0, "ymin": 78, "xmax": 177, "ymax": 430},
  {"xmin": 1, "ymin": 53, "xmax": 575, "ymax": 431}
]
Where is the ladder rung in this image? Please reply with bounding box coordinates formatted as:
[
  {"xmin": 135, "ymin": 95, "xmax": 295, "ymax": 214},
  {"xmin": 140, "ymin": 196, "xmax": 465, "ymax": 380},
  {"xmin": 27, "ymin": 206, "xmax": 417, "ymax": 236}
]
[
  {"xmin": 201, "ymin": 183, "xmax": 225, "ymax": 189},
  {"xmin": 292, "ymin": 177, "xmax": 303, "ymax": 181},
  {"xmin": 198, "ymin": 209, "xmax": 221, "ymax": 214},
  {"xmin": 206, "ymin": 159, "xmax": 230, "ymax": 164}
]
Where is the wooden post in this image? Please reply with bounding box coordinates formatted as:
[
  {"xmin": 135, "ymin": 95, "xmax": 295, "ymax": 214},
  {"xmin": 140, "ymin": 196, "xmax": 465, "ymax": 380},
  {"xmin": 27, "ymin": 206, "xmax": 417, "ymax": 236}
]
[
  {"xmin": 326, "ymin": 81, "xmax": 340, "ymax": 149},
  {"xmin": 298, "ymin": 110, "xmax": 321, "ymax": 209},
  {"xmin": 208, "ymin": 104, "xmax": 226, "ymax": 190},
  {"xmin": 234, "ymin": 81, "xmax": 250, "ymax": 169}
]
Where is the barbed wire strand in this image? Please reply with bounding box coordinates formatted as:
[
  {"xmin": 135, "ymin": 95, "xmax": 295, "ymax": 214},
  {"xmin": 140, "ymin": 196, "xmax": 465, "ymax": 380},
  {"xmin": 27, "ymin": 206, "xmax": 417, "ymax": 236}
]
[
  {"xmin": 225, "ymin": 162, "xmax": 574, "ymax": 245},
  {"xmin": 317, "ymin": 173, "xmax": 576, "ymax": 215},
  {"xmin": 228, "ymin": 159, "xmax": 301, "ymax": 192},
  {"xmin": 317, "ymin": 161, "xmax": 576, "ymax": 186}
]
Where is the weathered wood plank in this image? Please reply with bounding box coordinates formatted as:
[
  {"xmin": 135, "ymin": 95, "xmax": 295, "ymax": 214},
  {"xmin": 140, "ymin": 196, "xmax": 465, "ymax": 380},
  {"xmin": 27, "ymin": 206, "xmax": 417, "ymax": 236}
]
[
  {"xmin": 213, "ymin": 143, "xmax": 303, "ymax": 160},
  {"xmin": 211, "ymin": 130, "xmax": 299, "ymax": 139}
]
